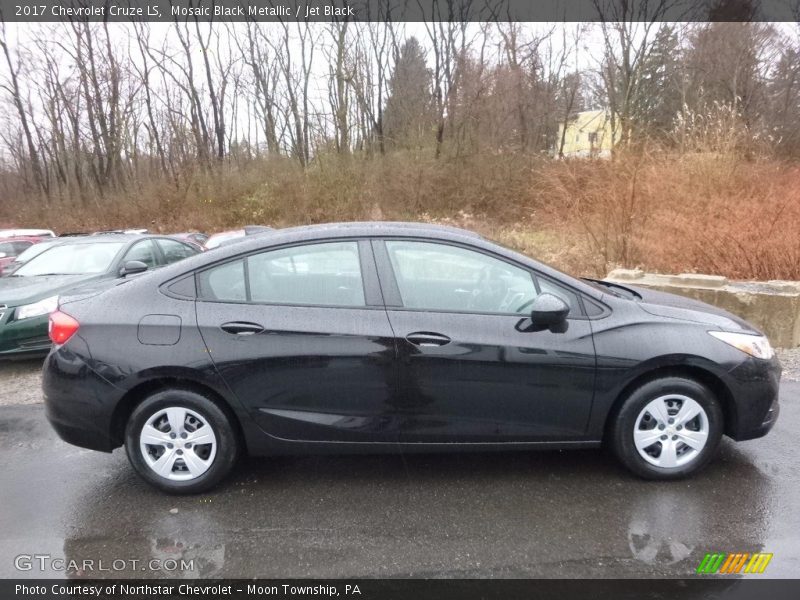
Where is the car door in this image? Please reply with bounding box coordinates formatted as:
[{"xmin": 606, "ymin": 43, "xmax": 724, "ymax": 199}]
[
  {"xmin": 373, "ymin": 239, "xmax": 597, "ymax": 443},
  {"xmin": 194, "ymin": 239, "xmax": 399, "ymax": 442}
]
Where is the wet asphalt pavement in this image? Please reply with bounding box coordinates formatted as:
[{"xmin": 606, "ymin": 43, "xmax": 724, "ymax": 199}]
[{"xmin": 0, "ymin": 384, "xmax": 798, "ymax": 580}]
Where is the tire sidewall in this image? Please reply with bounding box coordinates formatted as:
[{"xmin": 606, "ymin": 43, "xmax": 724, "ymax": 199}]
[
  {"xmin": 612, "ymin": 377, "xmax": 724, "ymax": 480},
  {"xmin": 125, "ymin": 389, "xmax": 239, "ymax": 494}
]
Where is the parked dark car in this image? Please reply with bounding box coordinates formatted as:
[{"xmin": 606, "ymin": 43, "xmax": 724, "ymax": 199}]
[
  {"xmin": 0, "ymin": 234, "xmax": 200, "ymax": 357},
  {"xmin": 42, "ymin": 223, "xmax": 780, "ymax": 493}
]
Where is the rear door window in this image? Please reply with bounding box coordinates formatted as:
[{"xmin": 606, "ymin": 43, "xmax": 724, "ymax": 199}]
[
  {"xmin": 197, "ymin": 242, "xmax": 365, "ymax": 307},
  {"xmin": 248, "ymin": 242, "xmax": 365, "ymax": 307}
]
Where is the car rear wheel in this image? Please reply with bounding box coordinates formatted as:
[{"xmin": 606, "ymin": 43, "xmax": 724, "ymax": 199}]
[
  {"xmin": 610, "ymin": 376, "xmax": 723, "ymax": 480},
  {"xmin": 124, "ymin": 389, "xmax": 239, "ymax": 494}
]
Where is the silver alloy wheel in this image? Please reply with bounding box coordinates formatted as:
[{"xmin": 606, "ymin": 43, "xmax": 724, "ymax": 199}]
[
  {"xmin": 139, "ymin": 407, "xmax": 217, "ymax": 481},
  {"xmin": 633, "ymin": 394, "xmax": 709, "ymax": 469}
]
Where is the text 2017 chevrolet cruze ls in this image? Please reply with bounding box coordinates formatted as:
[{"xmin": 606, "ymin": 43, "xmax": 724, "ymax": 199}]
[{"xmin": 42, "ymin": 223, "xmax": 780, "ymax": 493}]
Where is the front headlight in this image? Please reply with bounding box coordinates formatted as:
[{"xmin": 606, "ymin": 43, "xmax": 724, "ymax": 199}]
[
  {"xmin": 16, "ymin": 295, "xmax": 59, "ymax": 320},
  {"xmin": 708, "ymin": 331, "xmax": 774, "ymax": 359}
]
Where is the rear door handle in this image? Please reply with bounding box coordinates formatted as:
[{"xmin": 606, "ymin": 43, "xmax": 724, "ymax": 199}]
[
  {"xmin": 406, "ymin": 332, "xmax": 451, "ymax": 347},
  {"xmin": 220, "ymin": 321, "xmax": 265, "ymax": 336}
]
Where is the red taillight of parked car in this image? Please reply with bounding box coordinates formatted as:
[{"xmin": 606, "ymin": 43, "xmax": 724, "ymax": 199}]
[{"xmin": 49, "ymin": 310, "xmax": 80, "ymax": 345}]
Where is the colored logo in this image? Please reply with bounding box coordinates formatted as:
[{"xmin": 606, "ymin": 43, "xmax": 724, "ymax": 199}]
[{"xmin": 696, "ymin": 552, "xmax": 773, "ymax": 574}]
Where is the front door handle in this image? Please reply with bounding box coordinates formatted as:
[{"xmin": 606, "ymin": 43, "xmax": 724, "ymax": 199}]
[
  {"xmin": 406, "ymin": 331, "xmax": 451, "ymax": 347},
  {"xmin": 220, "ymin": 321, "xmax": 265, "ymax": 336}
]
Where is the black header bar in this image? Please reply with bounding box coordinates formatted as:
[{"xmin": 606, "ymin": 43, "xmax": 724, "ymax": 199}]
[
  {"xmin": 1, "ymin": 0, "xmax": 798, "ymax": 23},
  {"xmin": 3, "ymin": 579, "xmax": 800, "ymax": 600}
]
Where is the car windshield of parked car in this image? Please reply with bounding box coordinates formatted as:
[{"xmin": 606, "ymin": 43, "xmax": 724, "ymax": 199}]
[
  {"xmin": 9, "ymin": 241, "xmax": 57, "ymax": 264},
  {"xmin": 13, "ymin": 242, "xmax": 126, "ymax": 276}
]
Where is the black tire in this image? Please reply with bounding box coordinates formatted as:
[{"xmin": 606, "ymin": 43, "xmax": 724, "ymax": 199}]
[
  {"xmin": 610, "ymin": 376, "xmax": 724, "ymax": 480},
  {"xmin": 124, "ymin": 389, "xmax": 239, "ymax": 494}
]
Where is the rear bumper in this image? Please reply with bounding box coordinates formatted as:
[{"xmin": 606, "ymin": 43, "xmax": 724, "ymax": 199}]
[
  {"xmin": 725, "ymin": 355, "xmax": 781, "ymax": 441},
  {"xmin": 42, "ymin": 347, "xmax": 123, "ymax": 452}
]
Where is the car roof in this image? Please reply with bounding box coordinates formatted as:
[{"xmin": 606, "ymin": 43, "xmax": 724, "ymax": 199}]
[
  {"xmin": 53, "ymin": 233, "xmax": 181, "ymax": 245},
  {"xmin": 140, "ymin": 221, "xmax": 606, "ymax": 301},
  {"xmin": 279, "ymin": 221, "xmax": 482, "ymax": 239},
  {"xmin": 0, "ymin": 229, "xmax": 56, "ymax": 238},
  {"xmin": 51, "ymin": 234, "xmax": 141, "ymax": 244},
  {"xmin": 0, "ymin": 236, "xmax": 42, "ymax": 243},
  {"xmin": 196, "ymin": 222, "xmax": 486, "ymax": 261}
]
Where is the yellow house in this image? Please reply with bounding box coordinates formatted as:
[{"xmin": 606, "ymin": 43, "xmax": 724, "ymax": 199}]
[{"xmin": 557, "ymin": 110, "xmax": 617, "ymax": 158}]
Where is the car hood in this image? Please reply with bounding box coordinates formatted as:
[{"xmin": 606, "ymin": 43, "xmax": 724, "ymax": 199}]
[
  {"xmin": 629, "ymin": 286, "xmax": 761, "ymax": 334},
  {"xmin": 0, "ymin": 274, "xmax": 107, "ymax": 306}
]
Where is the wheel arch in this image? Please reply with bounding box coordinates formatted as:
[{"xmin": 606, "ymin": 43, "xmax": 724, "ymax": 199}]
[
  {"xmin": 602, "ymin": 363, "xmax": 738, "ymax": 441},
  {"xmin": 110, "ymin": 376, "xmax": 248, "ymax": 454}
]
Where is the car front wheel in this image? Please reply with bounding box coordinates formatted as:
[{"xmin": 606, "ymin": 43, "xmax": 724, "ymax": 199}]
[
  {"xmin": 610, "ymin": 376, "xmax": 724, "ymax": 480},
  {"xmin": 124, "ymin": 389, "xmax": 239, "ymax": 494}
]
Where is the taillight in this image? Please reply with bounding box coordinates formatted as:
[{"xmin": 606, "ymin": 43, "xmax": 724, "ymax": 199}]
[{"xmin": 48, "ymin": 310, "xmax": 80, "ymax": 345}]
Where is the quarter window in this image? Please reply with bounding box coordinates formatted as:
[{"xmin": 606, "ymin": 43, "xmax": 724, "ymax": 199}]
[{"xmin": 385, "ymin": 241, "xmax": 537, "ymax": 314}]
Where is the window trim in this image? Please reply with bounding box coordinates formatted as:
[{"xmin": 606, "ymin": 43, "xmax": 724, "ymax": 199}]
[
  {"xmin": 373, "ymin": 238, "xmax": 597, "ymax": 319},
  {"xmin": 193, "ymin": 238, "xmax": 381, "ymax": 310}
]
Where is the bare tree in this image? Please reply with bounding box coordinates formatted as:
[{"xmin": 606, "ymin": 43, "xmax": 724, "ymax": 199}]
[{"xmin": 0, "ymin": 19, "xmax": 47, "ymax": 198}]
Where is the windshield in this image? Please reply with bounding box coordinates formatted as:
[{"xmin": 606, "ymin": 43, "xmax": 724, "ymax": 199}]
[
  {"xmin": 12, "ymin": 242, "xmax": 57, "ymax": 263},
  {"xmin": 14, "ymin": 242, "xmax": 125, "ymax": 276}
]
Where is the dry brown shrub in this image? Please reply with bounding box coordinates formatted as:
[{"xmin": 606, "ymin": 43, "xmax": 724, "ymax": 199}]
[
  {"xmin": 537, "ymin": 152, "xmax": 800, "ymax": 279},
  {"xmin": 2, "ymin": 150, "xmax": 800, "ymax": 281}
]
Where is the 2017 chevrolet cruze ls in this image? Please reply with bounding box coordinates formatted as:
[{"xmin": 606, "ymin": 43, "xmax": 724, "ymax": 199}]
[{"xmin": 42, "ymin": 223, "xmax": 780, "ymax": 493}]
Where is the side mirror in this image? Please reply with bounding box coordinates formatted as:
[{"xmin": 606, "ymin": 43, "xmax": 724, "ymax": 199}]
[
  {"xmin": 119, "ymin": 260, "xmax": 149, "ymax": 277},
  {"xmin": 530, "ymin": 293, "xmax": 570, "ymax": 327}
]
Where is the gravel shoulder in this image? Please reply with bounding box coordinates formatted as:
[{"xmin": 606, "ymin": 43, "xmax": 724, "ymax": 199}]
[
  {"xmin": 1, "ymin": 349, "xmax": 798, "ymax": 407},
  {"xmin": 0, "ymin": 358, "xmax": 43, "ymax": 406},
  {"xmin": 777, "ymin": 348, "xmax": 800, "ymax": 381}
]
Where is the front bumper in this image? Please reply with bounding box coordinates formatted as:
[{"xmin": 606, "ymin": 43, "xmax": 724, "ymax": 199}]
[
  {"xmin": 42, "ymin": 346, "xmax": 123, "ymax": 452},
  {"xmin": 0, "ymin": 312, "xmax": 50, "ymax": 358},
  {"xmin": 725, "ymin": 354, "xmax": 781, "ymax": 441}
]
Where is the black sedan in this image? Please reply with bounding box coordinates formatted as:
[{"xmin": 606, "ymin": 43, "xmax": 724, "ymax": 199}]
[{"xmin": 42, "ymin": 223, "xmax": 780, "ymax": 493}]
